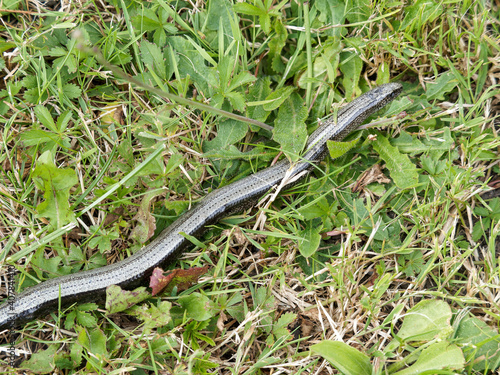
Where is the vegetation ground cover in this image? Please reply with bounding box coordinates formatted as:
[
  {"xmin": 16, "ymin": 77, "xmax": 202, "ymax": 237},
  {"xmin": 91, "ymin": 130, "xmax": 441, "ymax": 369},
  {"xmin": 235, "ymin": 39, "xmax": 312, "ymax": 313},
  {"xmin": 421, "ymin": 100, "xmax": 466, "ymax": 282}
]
[{"xmin": 0, "ymin": 0, "xmax": 499, "ymax": 374}]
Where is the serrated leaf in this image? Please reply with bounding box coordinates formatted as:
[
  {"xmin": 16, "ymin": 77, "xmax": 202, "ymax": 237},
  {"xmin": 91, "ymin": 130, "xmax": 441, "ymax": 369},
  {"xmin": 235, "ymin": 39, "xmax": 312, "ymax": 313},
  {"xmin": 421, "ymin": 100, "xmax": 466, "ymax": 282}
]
[
  {"xmin": 33, "ymin": 151, "xmax": 78, "ymax": 229},
  {"xmin": 268, "ymin": 19, "xmax": 287, "ymax": 71},
  {"xmin": 311, "ymin": 341, "xmax": 372, "ymax": 375},
  {"xmin": 273, "ymin": 92, "xmax": 307, "ymax": 161},
  {"xmin": 272, "ymin": 312, "xmax": 297, "ymax": 340},
  {"xmin": 263, "ymin": 86, "xmax": 295, "ymax": 111},
  {"xmin": 75, "ymin": 310, "xmax": 97, "ymax": 328},
  {"xmin": 425, "ymin": 127, "xmax": 454, "ymax": 159},
  {"xmin": 371, "ymin": 132, "xmax": 418, "ymax": 189},
  {"xmin": 34, "ymin": 105, "xmax": 57, "ymax": 132},
  {"xmin": 64, "ymin": 54, "xmax": 78, "ymax": 74},
  {"xmin": 226, "ymin": 91, "xmax": 246, "ymax": 112},
  {"xmin": 48, "ymin": 46, "xmax": 67, "ymax": 57},
  {"xmin": 140, "ymin": 40, "xmax": 166, "ymax": 80},
  {"xmin": 24, "ymin": 87, "xmax": 48, "ymax": 104},
  {"xmin": 56, "ymin": 110, "xmax": 73, "ymax": 132},
  {"xmin": 62, "ymin": 83, "xmax": 82, "ymax": 100}
]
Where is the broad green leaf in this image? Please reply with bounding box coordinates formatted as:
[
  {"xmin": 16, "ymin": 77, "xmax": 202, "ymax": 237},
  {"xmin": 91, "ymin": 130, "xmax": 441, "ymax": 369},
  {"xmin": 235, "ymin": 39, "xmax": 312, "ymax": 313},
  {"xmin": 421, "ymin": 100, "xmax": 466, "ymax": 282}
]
[
  {"xmin": 106, "ymin": 285, "xmax": 150, "ymax": 314},
  {"xmin": 33, "ymin": 151, "xmax": 78, "ymax": 229},
  {"xmin": 393, "ymin": 341, "xmax": 464, "ymax": 375},
  {"xmin": 259, "ymin": 12, "xmax": 271, "ymax": 35},
  {"xmin": 298, "ymin": 220, "xmax": 322, "ymax": 258},
  {"xmin": 32, "ymin": 246, "xmax": 65, "ymax": 278},
  {"xmin": 178, "ymin": 292, "xmax": 215, "ymax": 321},
  {"xmin": 204, "ymin": 119, "xmax": 248, "ymax": 151},
  {"xmin": 455, "ymin": 315, "xmax": 500, "ymax": 372},
  {"xmin": 167, "ymin": 36, "xmax": 211, "ymax": 93},
  {"xmin": 274, "ymin": 312, "xmax": 297, "ymax": 336},
  {"xmin": 273, "ymin": 92, "xmax": 308, "ymax": 161},
  {"xmin": 420, "ymin": 155, "xmax": 447, "ymax": 176},
  {"xmin": 371, "ymin": 132, "xmax": 418, "ymax": 189},
  {"xmin": 128, "ymin": 301, "xmax": 172, "ymax": 331},
  {"xmin": 345, "ymin": 0, "xmax": 371, "ymax": 23},
  {"xmin": 56, "ymin": 110, "xmax": 73, "ymax": 132},
  {"xmin": 340, "ymin": 50, "xmax": 363, "ymax": 100},
  {"xmin": 315, "ymin": 0, "xmax": 346, "ymax": 38},
  {"xmin": 20, "ymin": 345, "xmax": 57, "ymax": 373},
  {"xmin": 62, "ymin": 83, "xmax": 82, "ymax": 99},
  {"xmin": 391, "ymin": 130, "xmax": 427, "ymax": 154},
  {"xmin": 64, "ymin": 303, "xmax": 99, "ymax": 330},
  {"xmin": 267, "ymin": 312, "xmax": 296, "ymax": 346},
  {"xmin": 263, "ymin": 86, "xmax": 295, "ymax": 111},
  {"xmin": 35, "ymin": 105, "xmax": 57, "ymax": 132},
  {"xmin": 140, "ymin": 40, "xmax": 166, "ymax": 79},
  {"xmin": 48, "ymin": 46, "xmax": 67, "ymax": 57},
  {"xmin": 426, "ymin": 71, "xmax": 459, "ymax": 100},
  {"xmin": 216, "ymin": 55, "xmax": 232, "ymax": 91},
  {"xmin": 226, "ymin": 91, "xmax": 246, "ymax": 112},
  {"xmin": 21, "ymin": 129, "xmax": 60, "ymax": 146},
  {"xmin": 132, "ymin": 12, "xmax": 161, "ymax": 32},
  {"xmin": 268, "ymin": 19, "xmax": 287, "ymax": 70},
  {"xmin": 233, "ymin": 2, "xmax": 265, "ymax": 16},
  {"xmin": 228, "ymin": 71, "xmax": 256, "ymax": 92},
  {"xmin": 247, "ymin": 77, "xmax": 272, "ymax": 123},
  {"xmin": 426, "ymin": 127, "xmax": 454, "ymax": 159},
  {"xmin": 376, "ymin": 61, "xmax": 390, "ymax": 85},
  {"xmin": 326, "ymin": 136, "xmax": 360, "ymax": 159},
  {"xmin": 396, "ymin": 300, "xmax": 452, "ymax": 342},
  {"xmin": 88, "ymin": 328, "xmax": 108, "ymax": 357},
  {"xmin": 311, "ymin": 341, "xmax": 372, "ymax": 375}
]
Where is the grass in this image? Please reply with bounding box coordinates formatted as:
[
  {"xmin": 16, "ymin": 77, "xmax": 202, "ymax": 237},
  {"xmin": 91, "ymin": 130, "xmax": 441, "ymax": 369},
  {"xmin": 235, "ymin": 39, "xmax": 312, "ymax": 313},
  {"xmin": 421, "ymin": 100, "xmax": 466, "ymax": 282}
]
[{"xmin": 0, "ymin": 0, "xmax": 499, "ymax": 374}]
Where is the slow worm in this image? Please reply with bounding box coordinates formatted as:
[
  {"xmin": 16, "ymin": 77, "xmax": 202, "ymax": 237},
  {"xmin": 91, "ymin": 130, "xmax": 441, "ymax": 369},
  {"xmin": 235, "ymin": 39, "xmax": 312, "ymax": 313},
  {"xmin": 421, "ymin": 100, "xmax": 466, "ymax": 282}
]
[{"xmin": 0, "ymin": 83, "xmax": 403, "ymax": 330}]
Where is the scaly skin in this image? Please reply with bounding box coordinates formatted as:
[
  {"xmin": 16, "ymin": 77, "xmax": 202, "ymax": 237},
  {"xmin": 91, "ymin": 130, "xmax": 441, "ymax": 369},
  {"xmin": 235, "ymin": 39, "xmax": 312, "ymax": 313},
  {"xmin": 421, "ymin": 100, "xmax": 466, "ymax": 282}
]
[{"xmin": 0, "ymin": 83, "xmax": 403, "ymax": 330}]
